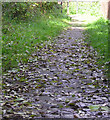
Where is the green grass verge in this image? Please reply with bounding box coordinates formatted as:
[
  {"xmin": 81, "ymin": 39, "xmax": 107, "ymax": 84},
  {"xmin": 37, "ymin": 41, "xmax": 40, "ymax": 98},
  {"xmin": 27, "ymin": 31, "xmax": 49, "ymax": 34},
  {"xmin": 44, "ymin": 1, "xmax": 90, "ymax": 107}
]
[
  {"xmin": 2, "ymin": 13, "xmax": 70, "ymax": 72},
  {"xmin": 85, "ymin": 17, "xmax": 108, "ymax": 68}
]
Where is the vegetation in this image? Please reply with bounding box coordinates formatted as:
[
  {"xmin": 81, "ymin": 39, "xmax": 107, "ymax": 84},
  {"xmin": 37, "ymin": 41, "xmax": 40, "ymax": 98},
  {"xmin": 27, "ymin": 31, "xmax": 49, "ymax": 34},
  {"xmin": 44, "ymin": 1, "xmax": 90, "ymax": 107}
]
[
  {"xmin": 2, "ymin": 2, "xmax": 110, "ymax": 119},
  {"xmin": 2, "ymin": 1, "xmax": 109, "ymax": 74},
  {"xmin": 2, "ymin": 2, "xmax": 70, "ymax": 72},
  {"xmin": 65, "ymin": 1, "xmax": 108, "ymax": 70},
  {"xmin": 85, "ymin": 18, "xmax": 108, "ymax": 67},
  {"xmin": 63, "ymin": 1, "xmax": 109, "ymax": 77},
  {"xmin": 63, "ymin": 1, "xmax": 101, "ymax": 16}
]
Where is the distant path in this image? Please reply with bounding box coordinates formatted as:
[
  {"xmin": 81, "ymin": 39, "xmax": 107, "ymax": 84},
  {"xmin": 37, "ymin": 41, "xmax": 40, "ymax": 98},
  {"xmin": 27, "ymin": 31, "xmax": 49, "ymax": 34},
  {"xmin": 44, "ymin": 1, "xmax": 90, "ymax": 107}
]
[{"xmin": 3, "ymin": 15, "xmax": 109, "ymax": 119}]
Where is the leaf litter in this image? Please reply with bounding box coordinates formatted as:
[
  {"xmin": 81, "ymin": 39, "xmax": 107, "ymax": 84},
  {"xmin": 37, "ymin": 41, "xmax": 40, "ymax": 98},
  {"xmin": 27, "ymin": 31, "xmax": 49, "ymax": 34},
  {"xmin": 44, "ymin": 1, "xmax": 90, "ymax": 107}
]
[{"xmin": 2, "ymin": 27, "xmax": 110, "ymax": 119}]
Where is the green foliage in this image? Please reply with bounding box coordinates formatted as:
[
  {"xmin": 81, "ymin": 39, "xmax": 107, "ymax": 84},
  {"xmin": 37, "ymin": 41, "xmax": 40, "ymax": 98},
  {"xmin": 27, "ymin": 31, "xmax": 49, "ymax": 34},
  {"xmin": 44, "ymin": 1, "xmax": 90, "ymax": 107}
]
[
  {"xmin": 40, "ymin": 2, "xmax": 61, "ymax": 12},
  {"xmin": 89, "ymin": 105, "xmax": 100, "ymax": 111},
  {"xmin": 77, "ymin": 2, "xmax": 100, "ymax": 16},
  {"xmin": 2, "ymin": 2, "xmax": 62, "ymax": 34},
  {"xmin": 2, "ymin": 3, "xmax": 70, "ymax": 72},
  {"xmin": 89, "ymin": 105, "xmax": 109, "ymax": 111},
  {"xmin": 85, "ymin": 17, "xmax": 108, "ymax": 67},
  {"xmin": 2, "ymin": 2, "xmax": 61, "ymax": 20},
  {"xmin": 2, "ymin": 3, "xmax": 31, "ymax": 20},
  {"xmin": 63, "ymin": 1, "xmax": 101, "ymax": 16}
]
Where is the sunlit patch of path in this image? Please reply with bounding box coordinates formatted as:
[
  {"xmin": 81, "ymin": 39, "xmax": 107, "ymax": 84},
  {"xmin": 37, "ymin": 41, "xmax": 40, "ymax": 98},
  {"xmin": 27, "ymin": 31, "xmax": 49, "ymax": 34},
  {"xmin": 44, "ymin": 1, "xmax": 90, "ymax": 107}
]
[{"xmin": 2, "ymin": 15, "xmax": 110, "ymax": 119}]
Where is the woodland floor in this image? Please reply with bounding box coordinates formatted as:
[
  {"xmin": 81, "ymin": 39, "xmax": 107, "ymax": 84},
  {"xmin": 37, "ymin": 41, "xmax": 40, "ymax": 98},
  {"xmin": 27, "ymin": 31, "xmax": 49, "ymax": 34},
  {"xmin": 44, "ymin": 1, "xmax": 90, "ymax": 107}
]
[{"xmin": 2, "ymin": 15, "xmax": 110, "ymax": 119}]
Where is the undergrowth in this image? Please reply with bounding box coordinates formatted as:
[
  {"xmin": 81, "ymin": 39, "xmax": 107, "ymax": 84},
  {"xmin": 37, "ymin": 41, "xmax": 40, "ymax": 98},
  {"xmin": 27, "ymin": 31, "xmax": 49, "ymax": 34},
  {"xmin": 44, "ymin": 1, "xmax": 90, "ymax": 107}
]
[
  {"xmin": 85, "ymin": 17, "xmax": 108, "ymax": 70},
  {"xmin": 2, "ymin": 11, "xmax": 70, "ymax": 72}
]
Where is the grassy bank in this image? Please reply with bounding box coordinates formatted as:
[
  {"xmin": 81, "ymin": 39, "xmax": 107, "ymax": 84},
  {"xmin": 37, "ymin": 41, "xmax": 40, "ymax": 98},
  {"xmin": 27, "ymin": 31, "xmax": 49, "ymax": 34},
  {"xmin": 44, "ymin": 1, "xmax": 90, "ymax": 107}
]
[
  {"xmin": 85, "ymin": 17, "xmax": 108, "ymax": 69},
  {"xmin": 2, "ymin": 13, "xmax": 70, "ymax": 72}
]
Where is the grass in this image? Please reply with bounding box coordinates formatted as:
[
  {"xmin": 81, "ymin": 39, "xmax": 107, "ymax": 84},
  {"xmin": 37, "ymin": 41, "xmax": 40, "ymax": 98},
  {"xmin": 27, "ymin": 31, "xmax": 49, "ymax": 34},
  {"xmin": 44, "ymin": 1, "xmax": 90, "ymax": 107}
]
[
  {"xmin": 65, "ymin": 1, "xmax": 108, "ymax": 68},
  {"xmin": 84, "ymin": 17, "xmax": 108, "ymax": 69},
  {"xmin": 2, "ymin": 13, "xmax": 70, "ymax": 72},
  {"xmin": 66, "ymin": 1, "xmax": 109, "ymax": 78},
  {"xmin": 66, "ymin": 0, "xmax": 109, "ymax": 80},
  {"xmin": 3, "ymin": 1, "xmax": 108, "ymax": 75}
]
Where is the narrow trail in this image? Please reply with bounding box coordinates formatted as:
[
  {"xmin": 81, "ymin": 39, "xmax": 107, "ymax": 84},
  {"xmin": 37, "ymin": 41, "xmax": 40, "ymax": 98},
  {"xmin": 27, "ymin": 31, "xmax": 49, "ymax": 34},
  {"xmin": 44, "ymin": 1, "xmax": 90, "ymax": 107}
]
[{"xmin": 2, "ymin": 15, "xmax": 110, "ymax": 119}]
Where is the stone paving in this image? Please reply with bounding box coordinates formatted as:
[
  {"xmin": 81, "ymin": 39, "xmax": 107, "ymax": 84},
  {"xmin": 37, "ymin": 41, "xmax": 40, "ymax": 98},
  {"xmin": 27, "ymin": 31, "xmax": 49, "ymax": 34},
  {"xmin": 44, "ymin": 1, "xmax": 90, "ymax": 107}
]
[{"xmin": 2, "ymin": 15, "xmax": 110, "ymax": 119}]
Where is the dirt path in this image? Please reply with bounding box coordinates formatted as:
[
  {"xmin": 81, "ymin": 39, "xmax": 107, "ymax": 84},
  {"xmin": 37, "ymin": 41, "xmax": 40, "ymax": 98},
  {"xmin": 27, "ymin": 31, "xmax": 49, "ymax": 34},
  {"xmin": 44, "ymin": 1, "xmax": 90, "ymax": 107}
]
[{"xmin": 2, "ymin": 15, "xmax": 110, "ymax": 119}]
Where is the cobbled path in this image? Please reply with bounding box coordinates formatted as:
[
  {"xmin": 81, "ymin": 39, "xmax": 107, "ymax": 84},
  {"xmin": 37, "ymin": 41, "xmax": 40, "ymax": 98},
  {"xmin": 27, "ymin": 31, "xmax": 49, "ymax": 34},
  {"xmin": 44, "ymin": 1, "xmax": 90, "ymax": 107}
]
[{"xmin": 2, "ymin": 16, "xmax": 110, "ymax": 119}]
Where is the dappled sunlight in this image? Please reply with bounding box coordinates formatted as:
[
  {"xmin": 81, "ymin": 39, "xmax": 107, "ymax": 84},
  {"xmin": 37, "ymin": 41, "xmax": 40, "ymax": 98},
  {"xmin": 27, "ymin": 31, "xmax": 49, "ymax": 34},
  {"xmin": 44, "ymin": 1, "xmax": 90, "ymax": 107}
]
[
  {"xmin": 3, "ymin": 22, "xmax": 109, "ymax": 118},
  {"xmin": 2, "ymin": 2, "xmax": 110, "ymax": 119},
  {"xmin": 85, "ymin": 17, "xmax": 108, "ymax": 67}
]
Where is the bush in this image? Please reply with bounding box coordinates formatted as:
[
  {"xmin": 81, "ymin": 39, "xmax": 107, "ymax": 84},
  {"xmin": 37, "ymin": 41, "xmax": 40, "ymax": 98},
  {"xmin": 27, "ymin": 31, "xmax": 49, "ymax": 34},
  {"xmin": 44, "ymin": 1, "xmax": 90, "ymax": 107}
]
[
  {"xmin": 3, "ymin": 3, "xmax": 31, "ymax": 20},
  {"xmin": 2, "ymin": 2, "xmax": 61, "ymax": 20},
  {"xmin": 2, "ymin": 2, "xmax": 69, "ymax": 72}
]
